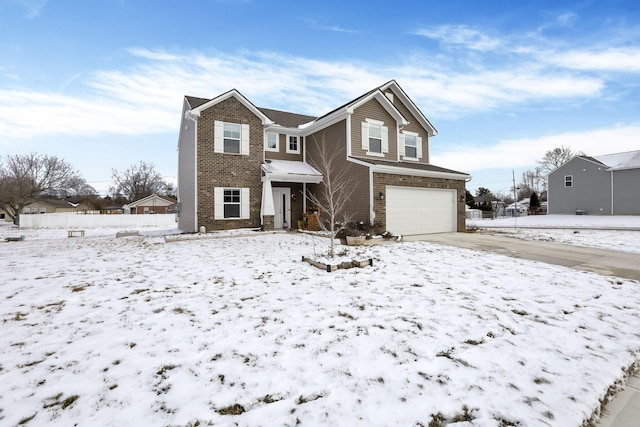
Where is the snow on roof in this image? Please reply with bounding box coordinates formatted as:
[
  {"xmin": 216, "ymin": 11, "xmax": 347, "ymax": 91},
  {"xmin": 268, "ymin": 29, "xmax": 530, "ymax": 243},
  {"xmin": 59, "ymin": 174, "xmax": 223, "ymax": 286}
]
[
  {"xmin": 262, "ymin": 159, "xmax": 321, "ymax": 176},
  {"xmin": 593, "ymin": 150, "xmax": 640, "ymax": 170},
  {"xmin": 261, "ymin": 160, "xmax": 323, "ymax": 183}
]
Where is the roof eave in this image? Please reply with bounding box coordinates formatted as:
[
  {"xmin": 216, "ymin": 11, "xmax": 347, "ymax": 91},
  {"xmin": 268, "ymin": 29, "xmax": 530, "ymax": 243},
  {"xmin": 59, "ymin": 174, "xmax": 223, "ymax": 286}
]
[{"xmin": 189, "ymin": 90, "xmax": 274, "ymax": 125}]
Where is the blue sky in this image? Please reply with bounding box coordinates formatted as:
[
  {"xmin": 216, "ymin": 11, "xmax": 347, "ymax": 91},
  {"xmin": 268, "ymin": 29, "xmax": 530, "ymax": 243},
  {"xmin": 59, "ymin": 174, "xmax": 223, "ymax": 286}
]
[{"xmin": 1, "ymin": 0, "xmax": 639, "ymax": 197}]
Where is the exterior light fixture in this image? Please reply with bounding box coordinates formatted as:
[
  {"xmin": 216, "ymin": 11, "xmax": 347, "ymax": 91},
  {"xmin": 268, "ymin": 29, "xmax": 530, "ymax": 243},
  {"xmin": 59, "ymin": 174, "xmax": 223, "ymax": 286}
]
[{"xmin": 379, "ymin": 192, "xmax": 384, "ymax": 200}]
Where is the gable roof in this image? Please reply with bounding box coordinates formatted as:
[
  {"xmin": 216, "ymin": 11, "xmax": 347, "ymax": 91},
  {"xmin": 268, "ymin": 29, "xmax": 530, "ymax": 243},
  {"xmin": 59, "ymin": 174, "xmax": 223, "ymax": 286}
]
[
  {"xmin": 125, "ymin": 194, "xmax": 176, "ymax": 208},
  {"xmin": 302, "ymin": 80, "xmax": 437, "ymax": 136},
  {"xmin": 258, "ymin": 107, "xmax": 317, "ymax": 128},
  {"xmin": 185, "ymin": 89, "xmax": 274, "ymax": 125}
]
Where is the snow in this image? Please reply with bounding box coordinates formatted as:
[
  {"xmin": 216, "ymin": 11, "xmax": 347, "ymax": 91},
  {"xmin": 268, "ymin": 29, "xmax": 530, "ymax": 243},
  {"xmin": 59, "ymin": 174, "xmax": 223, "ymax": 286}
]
[
  {"xmin": 594, "ymin": 150, "xmax": 640, "ymax": 170},
  {"xmin": 467, "ymin": 215, "xmax": 640, "ymax": 253},
  {"xmin": 1, "ymin": 218, "xmax": 639, "ymax": 426}
]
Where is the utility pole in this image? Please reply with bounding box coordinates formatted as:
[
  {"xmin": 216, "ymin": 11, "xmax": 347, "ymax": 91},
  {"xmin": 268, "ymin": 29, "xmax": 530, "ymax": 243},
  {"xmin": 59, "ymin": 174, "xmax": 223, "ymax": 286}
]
[{"xmin": 512, "ymin": 170, "xmax": 518, "ymax": 230}]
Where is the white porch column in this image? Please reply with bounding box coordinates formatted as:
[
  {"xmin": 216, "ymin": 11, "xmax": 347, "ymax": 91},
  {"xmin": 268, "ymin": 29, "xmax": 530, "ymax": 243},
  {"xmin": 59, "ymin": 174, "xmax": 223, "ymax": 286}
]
[{"xmin": 261, "ymin": 177, "xmax": 275, "ymax": 219}]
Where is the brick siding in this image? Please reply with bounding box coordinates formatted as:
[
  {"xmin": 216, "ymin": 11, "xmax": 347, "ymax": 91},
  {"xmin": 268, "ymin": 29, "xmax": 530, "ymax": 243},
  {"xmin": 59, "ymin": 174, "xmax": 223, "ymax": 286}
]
[{"xmin": 196, "ymin": 97, "xmax": 264, "ymax": 231}]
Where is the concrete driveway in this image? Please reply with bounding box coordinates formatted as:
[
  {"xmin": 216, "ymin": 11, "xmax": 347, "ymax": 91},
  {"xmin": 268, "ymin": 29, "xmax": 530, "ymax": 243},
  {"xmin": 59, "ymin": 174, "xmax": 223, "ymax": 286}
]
[{"xmin": 404, "ymin": 233, "xmax": 640, "ymax": 281}]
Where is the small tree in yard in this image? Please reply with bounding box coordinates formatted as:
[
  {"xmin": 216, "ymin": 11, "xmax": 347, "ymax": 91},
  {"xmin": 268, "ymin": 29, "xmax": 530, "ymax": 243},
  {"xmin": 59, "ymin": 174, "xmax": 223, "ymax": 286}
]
[
  {"xmin": 305, "ymin": 135, "xmax": 355, "ymax": 257},
  {"xmin": 0, "ymin": 153, "xmax": 81, "ymax": 224},
  {"xmin": 530, "ymin": 191, "xmax": 540, "ymax": 209}
]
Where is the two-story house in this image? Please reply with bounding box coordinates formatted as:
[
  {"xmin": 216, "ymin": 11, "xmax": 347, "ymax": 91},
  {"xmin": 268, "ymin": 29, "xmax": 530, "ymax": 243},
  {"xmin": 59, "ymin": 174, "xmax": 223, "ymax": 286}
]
[{"xmin": 177, "ymin": 80, "xmax": 471, "ymax": 235}]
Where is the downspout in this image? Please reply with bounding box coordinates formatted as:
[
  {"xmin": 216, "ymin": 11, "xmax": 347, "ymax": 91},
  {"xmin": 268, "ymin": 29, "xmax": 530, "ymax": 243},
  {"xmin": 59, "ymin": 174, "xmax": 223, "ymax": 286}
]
[{"xmin": 610, "ymin": 170, "xmax": 614, "ymax": 215}]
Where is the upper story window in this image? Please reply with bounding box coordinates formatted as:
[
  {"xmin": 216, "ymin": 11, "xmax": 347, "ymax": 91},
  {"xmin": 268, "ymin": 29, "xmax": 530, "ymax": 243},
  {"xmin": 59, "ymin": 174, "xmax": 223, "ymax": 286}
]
[
  {"xmin": 404, "ymin": 134, "xmax": 417, "ymax": 158},
  {"xmin": 401, "ymin": 131, "xmax": 422, "ymax": 160},
  {"xmin": 564, "ymin": 175, "xmax": 573, "ymax": 187},
  {"xmin": 286, "ymin": 135, "xmax": 300, "ymax": 154},
  {"xmin": 214, "ymin": 121, "xmax": 250, "ymax": 155},
  {"xmin": 361, "ymin": 119, "xmax": 388, "ymax": 156},
  {"xmin": 369, "ymin": 123, "xmax": 382, "ymax": 154},
  {"xmin": 223, "ymin": 123, "xmax": 241, "ymax": 154},
  {"xmin": 266, "ymin": 132, "xmax": 278, "ymax": 152}
]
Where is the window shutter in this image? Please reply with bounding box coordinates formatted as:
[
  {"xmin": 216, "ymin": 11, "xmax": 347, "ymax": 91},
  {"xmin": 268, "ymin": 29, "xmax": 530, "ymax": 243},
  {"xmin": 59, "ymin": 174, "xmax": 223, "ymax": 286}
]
[
  {"xmin": 417, "ymin": 136, "xmax": 423, "ymax": 159},
  {"xmin": 361, "ymin": 122, "xmax": 369, "ymax": 151},
  {"xmin": 214, "ymin": 121, "xmax": 223, "ymax": 153},
  {"xmin": 214, "ymin": 187, "xmax": 223, "ymax": 219},
  {"xmin": 241, "ymin": 188, "xmax": 250, "ymax": 219},
  {"xmin": 398, "ymin": 133, "xmax": 405, "ymax": 156},
  {"xmin": 381, "ymin": 125, "xmax": 389, "ymax": 153},
  {"xmin": 241, "ymin": 124, "xmax": 250, "ymax": 155}
]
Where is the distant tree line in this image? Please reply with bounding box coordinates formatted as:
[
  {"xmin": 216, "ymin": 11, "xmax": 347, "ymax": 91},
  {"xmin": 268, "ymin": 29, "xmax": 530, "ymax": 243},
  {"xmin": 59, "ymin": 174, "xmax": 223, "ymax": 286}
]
[
  {"xmin": 466, "ymin": 146, "xmax": 582, "ymax": 211},
  {"xmin": 0, "ymin": 153, "xmax": 174, "ymax": 224}
]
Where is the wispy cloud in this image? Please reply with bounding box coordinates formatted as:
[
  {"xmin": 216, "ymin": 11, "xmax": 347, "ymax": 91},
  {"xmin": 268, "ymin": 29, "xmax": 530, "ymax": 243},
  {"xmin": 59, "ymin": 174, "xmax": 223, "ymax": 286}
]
[
  {"xmin": 413, "ymin": 25, "xmax": 503, "ymax": 52},
  {"xmin": 433, "ymin": 123, "xmax": 640, "ymax": 172},
  {"xmin": 0, "ymin": 45, "xmax": 616, "ymax": 140},
  {"xmin": 11, "ymin": 0, "xmax": 47, "ymax": 18},
  {"xmin": 305, "ymin": 19, "xmax": 358, "ymax": 34},
  {"xmin": 556, "ymin": 12, "xmax": 578, "ymax": 28},
  {"xmin": 546, "ymin": 47, "xmax": 640, "ymax": 72}
]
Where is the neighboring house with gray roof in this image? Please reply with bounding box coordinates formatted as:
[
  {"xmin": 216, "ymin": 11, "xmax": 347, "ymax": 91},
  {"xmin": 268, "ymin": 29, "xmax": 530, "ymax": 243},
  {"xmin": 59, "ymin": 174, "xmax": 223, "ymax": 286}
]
[
  {"xmin": 177, "ymin": 80, "xmax": 471, "ymax": 235},
  {"xmin": 547, "ymin": 150, "xmax": 640, "ymax": 215}
]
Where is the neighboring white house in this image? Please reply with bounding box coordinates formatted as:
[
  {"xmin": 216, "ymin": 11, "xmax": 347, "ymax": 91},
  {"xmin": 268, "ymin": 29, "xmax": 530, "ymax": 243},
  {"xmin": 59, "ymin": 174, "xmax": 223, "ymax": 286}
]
[
  {"xmin": 122, "ymin": 194, "xmax": 176, "ymax": 214},
  {"xmin": 548, "ymin": 150, "xmax": 640, "ymax": 215}
]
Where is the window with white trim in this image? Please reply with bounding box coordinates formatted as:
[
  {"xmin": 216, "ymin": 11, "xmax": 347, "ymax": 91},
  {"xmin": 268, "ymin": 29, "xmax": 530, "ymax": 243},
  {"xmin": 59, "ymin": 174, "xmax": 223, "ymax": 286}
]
[
  {"xmin": 361, "ymin": 119, "xmax": 388, "ymax": 156},
  {"xmin": 369, "ymin": 122, "xmax": 382, "ymax": 153},
  {"xmin": 266, "ymin": 132, "xmax": 278, "ymax": 152},
  {"xmin": 223, "ymin": 189, "xmax": 241, "ymax": 218},
  {"xmin": 223, "ymin": 123, "xmax": 241, "ymax": 154},
  {"xmin": 286, "ymin": 135, "xmax": 300, "ymax": 154},
  {"xmin": 214, "ymin": 187, "xmax": 250, "ymax": 220},
  {"xmin": 214, "ymin": 121, "xmax": 250, "ymax": 155},
  {"xmin": 564, "ymin": 175, "xmax": 573, "ymax": 187},
  {"xmin": 404, "ymin": 133, "xmax": 417, "ymax": 158}
]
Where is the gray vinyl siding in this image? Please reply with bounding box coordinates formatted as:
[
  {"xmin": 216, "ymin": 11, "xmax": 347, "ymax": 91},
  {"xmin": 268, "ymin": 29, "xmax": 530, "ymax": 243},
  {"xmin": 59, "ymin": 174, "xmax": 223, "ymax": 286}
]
[
  {"xmin": 351, "ymin": 98, "xmax": 397, "ymax": 160},
  {"xmin": 612, "ymin": 169, "xmax": 640, "ymax": 214},
  {"xmin": 548, "ymin": 157, "xmax": 611, "ymax": 215},
  {"xmin": 306, "ymin": 119, "xmax": 371, "ymax": 222},
  {"xmin": 177, "ymin": 99, "xmax": 197, "ymax": 232}
]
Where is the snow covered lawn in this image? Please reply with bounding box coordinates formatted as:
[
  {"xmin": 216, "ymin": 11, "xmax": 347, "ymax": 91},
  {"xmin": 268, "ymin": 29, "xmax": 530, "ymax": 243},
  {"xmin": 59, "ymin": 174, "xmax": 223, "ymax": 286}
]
[
  {"xmin": 1, "ymin": 229, "xmax": 639, "ymax": 426},
  {"xmin": 467, "ymin": 215, "xmax": 640, "ymax": 254}
]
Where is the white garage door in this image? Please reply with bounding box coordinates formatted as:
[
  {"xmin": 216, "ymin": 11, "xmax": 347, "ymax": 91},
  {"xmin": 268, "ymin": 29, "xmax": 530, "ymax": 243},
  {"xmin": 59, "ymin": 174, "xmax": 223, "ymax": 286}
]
[{"xmin": 386, "ymin": 186, "xmax": 456, "ymax": 235}]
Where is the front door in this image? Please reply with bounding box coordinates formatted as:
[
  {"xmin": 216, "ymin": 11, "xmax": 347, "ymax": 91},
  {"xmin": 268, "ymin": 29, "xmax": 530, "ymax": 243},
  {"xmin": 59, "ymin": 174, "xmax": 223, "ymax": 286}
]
[{"xmin": 272, "ymin": 187, "xmax": 291, "ymax": 230}]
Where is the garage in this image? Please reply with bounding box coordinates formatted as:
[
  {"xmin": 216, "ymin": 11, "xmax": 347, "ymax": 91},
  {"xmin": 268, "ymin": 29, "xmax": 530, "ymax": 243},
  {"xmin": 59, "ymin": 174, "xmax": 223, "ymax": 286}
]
[{"xmin": 386, "ymin": 186, "xmax": 456, "ymax": 235}]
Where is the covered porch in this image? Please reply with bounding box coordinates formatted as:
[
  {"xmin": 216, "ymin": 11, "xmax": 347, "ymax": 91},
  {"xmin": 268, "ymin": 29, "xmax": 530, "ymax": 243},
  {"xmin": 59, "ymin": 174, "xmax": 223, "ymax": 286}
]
[{"xmin": 260, "ymin": 160, "xmax": 323, "ymax": 231}]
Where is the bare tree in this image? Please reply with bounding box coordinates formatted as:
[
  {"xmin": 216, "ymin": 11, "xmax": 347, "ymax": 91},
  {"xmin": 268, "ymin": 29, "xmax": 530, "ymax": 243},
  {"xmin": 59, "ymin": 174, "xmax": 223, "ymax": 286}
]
[
  {"xmin": 110, "ymin": 161, "xmax": 169, "ymax": 202},
  {"xmin": 0, "ymin": 153, "xmax": 81, "ymax": 224},
  {"xmin": 305, "ymin": 135, "xmax": 355, "ymax": 257},
  {"xmin": 537, "ymin": 146, "xmax": 584, "ymax": 175},
  {"xmin": 520, "ymin": 168, "xmax": 543, "ymax": 193}
]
